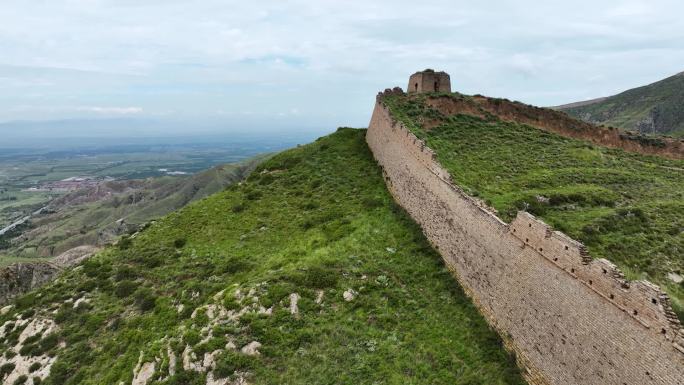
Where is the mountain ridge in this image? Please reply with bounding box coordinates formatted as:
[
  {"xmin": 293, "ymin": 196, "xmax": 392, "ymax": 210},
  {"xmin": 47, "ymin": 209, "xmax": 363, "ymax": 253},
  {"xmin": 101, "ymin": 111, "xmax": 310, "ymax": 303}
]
[
  {"xmin": 556, "ymin": 71, "xmax": 684, "ymax": 137},
  {"xmin": 553, "ymin": 96, "xmax": 606, "ymax": 110}
]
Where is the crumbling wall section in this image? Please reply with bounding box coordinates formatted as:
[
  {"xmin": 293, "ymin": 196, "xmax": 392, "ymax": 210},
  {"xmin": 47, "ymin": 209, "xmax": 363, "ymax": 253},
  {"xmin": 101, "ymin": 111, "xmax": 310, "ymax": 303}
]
[
  {"xmin": 366, "ymin": 90, "xmax": 684, "ymax": 385},
  {"xmin": 425, "ymin": 94, "xmax": 684, "ymax": 159}
]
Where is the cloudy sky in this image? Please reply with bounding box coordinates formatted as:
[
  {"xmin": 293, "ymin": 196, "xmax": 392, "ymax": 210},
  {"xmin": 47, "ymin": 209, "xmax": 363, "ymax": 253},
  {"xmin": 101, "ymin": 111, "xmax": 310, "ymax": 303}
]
[{"xmin": 0, "ymin": 0, "xmax": 682, "ymax": 134}]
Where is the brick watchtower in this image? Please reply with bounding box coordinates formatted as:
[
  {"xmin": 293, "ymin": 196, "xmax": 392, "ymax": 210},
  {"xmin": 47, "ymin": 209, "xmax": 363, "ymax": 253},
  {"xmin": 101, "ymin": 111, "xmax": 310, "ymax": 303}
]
[{"xmin": 407, "ymin": 69, "xmax": 451, "ymax": 94}]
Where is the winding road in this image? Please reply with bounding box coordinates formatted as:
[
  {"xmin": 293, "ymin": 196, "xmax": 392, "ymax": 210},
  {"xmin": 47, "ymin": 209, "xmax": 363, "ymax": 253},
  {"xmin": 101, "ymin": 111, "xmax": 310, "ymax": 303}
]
[{"xmin": 0, "ymin": 206, "xmax": 48, "ymax": 236}]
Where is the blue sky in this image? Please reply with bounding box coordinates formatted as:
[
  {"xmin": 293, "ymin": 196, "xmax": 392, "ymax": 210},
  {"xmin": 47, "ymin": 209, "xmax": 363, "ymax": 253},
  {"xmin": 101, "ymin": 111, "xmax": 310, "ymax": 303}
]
[{"xmin": 0, "ymin": 0, "xmax": 683, "ymax": 135}]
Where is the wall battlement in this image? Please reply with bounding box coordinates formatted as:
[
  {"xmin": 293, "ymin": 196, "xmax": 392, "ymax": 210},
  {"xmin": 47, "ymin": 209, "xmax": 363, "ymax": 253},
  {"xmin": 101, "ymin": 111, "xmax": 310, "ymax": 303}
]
[
  {"xmin": 510, "ymin": 212, "xmax": 682, "ymax": 342},
  {"xmin": 367, "ymin": 89, "xmax": 684, "ymax": 385}
]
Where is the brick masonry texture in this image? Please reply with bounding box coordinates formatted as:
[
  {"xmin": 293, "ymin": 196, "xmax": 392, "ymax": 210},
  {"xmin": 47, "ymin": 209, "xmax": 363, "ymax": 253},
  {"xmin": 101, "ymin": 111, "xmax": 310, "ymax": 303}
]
[{"xmin": 366, "ymin": 91, "xmax": 684, "ymax": 385}]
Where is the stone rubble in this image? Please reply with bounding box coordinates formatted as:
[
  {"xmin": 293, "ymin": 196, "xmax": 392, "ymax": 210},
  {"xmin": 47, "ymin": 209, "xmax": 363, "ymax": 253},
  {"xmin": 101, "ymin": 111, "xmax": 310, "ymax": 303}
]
[
  {"xmin": 241, "ymin": 341, "xmax": 262, "ymax": 356},
  {"xmin": 343, "ymin": 289, "xmax": 357, "ymax": 302},
  {"xmin": 132, "ymin": 351, "xmax": 156, "ymax": 385},
  {"xmin": 315, "ymin": 290, "xmax": 324, "ymax": 304},
  {"xmin": 289, "ymin": 293, "xmax": 300, "ymax": 315}
]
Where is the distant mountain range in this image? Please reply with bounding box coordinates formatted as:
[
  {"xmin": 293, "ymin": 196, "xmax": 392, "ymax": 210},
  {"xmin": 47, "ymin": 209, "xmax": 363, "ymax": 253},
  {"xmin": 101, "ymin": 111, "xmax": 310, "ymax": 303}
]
[{"xmin": 555, "ymin": 71, "xmax": 684, "ymax": 137}]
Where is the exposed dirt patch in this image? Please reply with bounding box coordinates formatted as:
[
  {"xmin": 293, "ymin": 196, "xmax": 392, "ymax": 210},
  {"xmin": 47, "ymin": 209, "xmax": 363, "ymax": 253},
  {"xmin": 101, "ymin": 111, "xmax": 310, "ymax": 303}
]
[{"xmin": 426, "ymin": 97, "xmax": 487, "ymax": 120}]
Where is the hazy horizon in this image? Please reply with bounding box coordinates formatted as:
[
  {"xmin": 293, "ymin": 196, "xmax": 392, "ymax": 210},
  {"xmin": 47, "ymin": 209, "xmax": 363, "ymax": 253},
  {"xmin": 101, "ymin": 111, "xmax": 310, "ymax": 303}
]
[
  {"xmin": 1, "ymin": 0, "xmax": 683, "ymax": 139},
  {"xmin": 0, "ymin": 118, "xmax": 328, "ymax": 149}
]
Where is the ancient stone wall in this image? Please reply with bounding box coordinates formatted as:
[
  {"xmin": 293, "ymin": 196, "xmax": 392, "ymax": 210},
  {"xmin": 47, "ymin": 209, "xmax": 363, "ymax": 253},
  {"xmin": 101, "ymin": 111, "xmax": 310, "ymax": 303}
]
[
  {"xmin": 366, "ymin": 92, "xmax": 684, "ymax": 385},
  {"xmin": 425, "ymin": 94, "xmax": 684, "ymax": 159}
]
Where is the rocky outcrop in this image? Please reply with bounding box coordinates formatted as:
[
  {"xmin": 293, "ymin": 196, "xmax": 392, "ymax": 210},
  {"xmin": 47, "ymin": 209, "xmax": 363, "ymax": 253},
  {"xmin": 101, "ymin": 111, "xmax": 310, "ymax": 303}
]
[
  {"xmin": 0, "ymin": 262, "xmax": 59, "ymax": 305},
  {"xmin": 52, "ymin": 245, "xmax": 101, "ymax": 268},
  {"xmin": 0, "ymin": 245, "xmax": 100, "ymax": 305}
]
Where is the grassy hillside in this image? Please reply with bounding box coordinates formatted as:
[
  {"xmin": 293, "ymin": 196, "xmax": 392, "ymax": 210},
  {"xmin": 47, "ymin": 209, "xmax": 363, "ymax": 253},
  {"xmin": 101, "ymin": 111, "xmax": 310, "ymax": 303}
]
[
  {"xmin": 557, "ymin": 72, "xmax": 684, "ymax": 137},
  {"xmin": 383, "ymin": 93, "xmax": 684, "ymax": 319},
  {"xmin": 0, "ymin": 158, "xmax": 265, "ymax": 262},
  {"xmin": 0, "ymin": 129, "xmax": 524, "ymax": 385}
]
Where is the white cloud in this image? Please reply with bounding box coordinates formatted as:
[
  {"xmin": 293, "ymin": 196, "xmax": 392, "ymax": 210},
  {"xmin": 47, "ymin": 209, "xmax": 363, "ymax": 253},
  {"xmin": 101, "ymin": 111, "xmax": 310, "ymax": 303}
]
[
  {"xmin": 9, "ymin": 105, "xmax": 143, "ymax": 115},
  {"xmin": 607, "ymin": 1, "xmax": 654, "ymax": 18},
  {"xmin": 74, "ymin": 106, "xmax": 143, "ymax": 115}
]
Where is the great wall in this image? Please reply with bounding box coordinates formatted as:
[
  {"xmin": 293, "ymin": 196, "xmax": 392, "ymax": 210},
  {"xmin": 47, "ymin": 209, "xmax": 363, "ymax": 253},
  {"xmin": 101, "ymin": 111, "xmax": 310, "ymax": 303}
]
[
  {"xmin": 366, "ymin": 72, "xmax": 684, "ymax": 385},
  {"xmin": 430, "ymin": 94, "xmax": 684, "ymax": 160}
]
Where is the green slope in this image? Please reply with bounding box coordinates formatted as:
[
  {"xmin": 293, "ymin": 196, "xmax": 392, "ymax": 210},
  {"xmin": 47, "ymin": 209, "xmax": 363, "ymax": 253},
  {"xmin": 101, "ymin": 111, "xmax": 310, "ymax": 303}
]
[
  {"xmin": 0, "ymin": 129, "xmax": 524, "ymax": 385},
  {"xmin": 1, "ymin": 157, "xmax": 265, "ymax": 261},
  {"xmin": 557, "ymin": 72, "xmax": 684, "ymax": 137},
  {"xmin": 383, "ymin": 93, "xmax": 684, "ymax": 320}
]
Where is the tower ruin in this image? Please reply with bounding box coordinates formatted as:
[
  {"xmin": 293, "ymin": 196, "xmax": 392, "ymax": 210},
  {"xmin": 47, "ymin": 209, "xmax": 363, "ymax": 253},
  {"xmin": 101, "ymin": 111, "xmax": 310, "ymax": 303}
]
[{"xmin": 407, "ymin": 69, "xmax": 451, "ymax": 93}]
